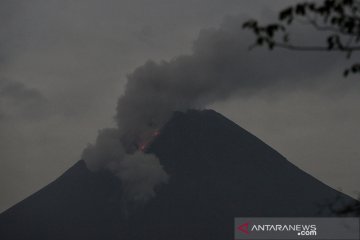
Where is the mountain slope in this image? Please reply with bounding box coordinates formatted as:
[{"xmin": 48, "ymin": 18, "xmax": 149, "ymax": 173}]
[{"xmin": 0, "ymin": 109, "xmax": 357, "ymax": 240}]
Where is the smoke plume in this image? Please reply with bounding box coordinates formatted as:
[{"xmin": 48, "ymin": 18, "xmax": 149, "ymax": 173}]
[{"xmin": 82, "ymin": 16, "xmax": 343, "ymax": 201}]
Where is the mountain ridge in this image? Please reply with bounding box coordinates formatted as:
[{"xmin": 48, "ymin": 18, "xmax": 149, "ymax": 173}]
[{"xmin": 0, "ymin": 109, "xmax": 357, "ymax": 240}]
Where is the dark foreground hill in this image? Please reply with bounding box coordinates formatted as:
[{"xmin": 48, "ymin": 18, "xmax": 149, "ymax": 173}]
[{"xmin": 0, "ymin": 109, "xmax": 357, "ymax": 240}]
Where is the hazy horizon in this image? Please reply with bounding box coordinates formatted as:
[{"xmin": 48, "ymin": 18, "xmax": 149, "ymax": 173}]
[{"xmin": 0, "ymin": 0, "xmax": 359, "ymax": 213}]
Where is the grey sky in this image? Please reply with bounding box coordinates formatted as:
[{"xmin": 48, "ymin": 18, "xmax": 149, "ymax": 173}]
[{"xmin": 0, "ymin": 0, "xmax": 359, "ymax": 212}]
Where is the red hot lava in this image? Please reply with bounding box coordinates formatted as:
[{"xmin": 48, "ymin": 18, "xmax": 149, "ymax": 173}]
[
  {"xmin": 137, "ymin": 129, "xmax": 161, "ymax": 152},
  {"xmin": 139, "ymin": 142, "xmax": 147, "ymax": 152},
  {"xmin": 152, "ymin": 130, "xmax": 160, "ymax": 137}
]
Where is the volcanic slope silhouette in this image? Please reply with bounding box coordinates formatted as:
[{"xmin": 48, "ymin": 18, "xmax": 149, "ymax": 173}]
[{"xmin": 0, "ymin": 109, "xmax": 357, "ymax": 240}]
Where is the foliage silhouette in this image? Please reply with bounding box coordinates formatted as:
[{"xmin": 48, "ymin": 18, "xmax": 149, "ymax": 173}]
[{"xmin": 243, "ymin": 0, "xmax": 360, "ymax": 76}]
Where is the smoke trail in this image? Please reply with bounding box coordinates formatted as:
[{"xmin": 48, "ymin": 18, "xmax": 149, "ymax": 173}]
[
  {"xmin": 82, "ymin": 128, "xmax": 168, "ymax": 202},
  {"xmin": 82, "ymin": 16, "xmax": 340, "ymax": 201}
]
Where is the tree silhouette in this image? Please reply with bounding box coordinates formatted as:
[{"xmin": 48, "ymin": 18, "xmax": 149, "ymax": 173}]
[
  {"xmin": 243, "ymin": 0, "xmax": 360, "ymax": 76},
  {"xmin": 317, "ymin": 193, "xmax": 360, "ymax": 216}
]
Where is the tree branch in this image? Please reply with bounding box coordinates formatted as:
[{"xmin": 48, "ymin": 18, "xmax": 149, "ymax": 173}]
[{"xmin": 274, "ymin": 42, "xmax": 360, "ymax": 51}]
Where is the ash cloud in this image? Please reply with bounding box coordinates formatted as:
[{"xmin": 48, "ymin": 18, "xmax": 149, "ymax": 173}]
[
  {"xmin": 0, "ymin": 78, "xmax": 49, "ymax": 120},
  {"xmin": 82, "ymin": 16, "xmax": 350, "ymax": 201},
  {"xmin": 82, "ymin": 128, "xmax": 168, "ymax": 201},
  {"xmin": 113, "ymin": 152, "xmax": 169, "ymax": 202}
]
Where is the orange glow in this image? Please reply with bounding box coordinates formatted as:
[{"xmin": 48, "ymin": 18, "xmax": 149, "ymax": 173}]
[
  {"xmin": 137, "ymin": 129, "xmax": 161, "ymax": 152},
  {"xmin": 153, "ymin": 130, "xmax": 160, "ymax": 137},
  {"xmin": 139, "ymin": 143, "xmax": 147, "ymax": 152}
]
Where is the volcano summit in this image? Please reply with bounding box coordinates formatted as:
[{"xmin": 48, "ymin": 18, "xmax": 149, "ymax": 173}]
[{"xmin": 0, "ymin": 110, "xmax": 357, "ymax": 240}]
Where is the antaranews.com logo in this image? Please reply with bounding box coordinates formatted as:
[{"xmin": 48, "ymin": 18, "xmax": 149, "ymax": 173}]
[
  {"xmin": 234, "ymin": 217, "xmax": 359, "ymax": 240},
  {"xmin": 237, "ymin": 222, "xmax": 317, "ymax": 236}
]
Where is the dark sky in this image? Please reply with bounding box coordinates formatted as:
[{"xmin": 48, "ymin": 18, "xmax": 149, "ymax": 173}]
[{"xmin": 0, "ymin": 0, "xmax": 359, "ymax": 212}]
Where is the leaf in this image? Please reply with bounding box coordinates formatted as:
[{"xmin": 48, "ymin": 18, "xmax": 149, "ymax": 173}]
[
  {"xmin": 327, "ymin": 36, "xmax": 335, "ymax": 49},
  {"xmin": 295, "ymin": 4, "xmax": 306, "ymax": 15},
  {"xmin": 242, "ymin": 20, "xmax": 257, "ymax": 29},
  {"xmin": 257, "ymin": 37, "xmax": 264, "ymax": 46},
  {"xmin": 279, "ymin": 7, "xmax": 293, "ymax": 22},
  {"xmin": 268, "ymin": 41, "xmax": 275, "ymax": 50}
]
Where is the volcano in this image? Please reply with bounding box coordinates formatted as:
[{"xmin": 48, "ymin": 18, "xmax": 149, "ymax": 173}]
[{"xmin": 0, "ymin": 109, "xmax": 357, "ymax": 240}]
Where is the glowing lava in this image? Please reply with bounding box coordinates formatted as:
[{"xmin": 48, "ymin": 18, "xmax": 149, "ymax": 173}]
[
  {"xmin": 137, "ymin": 129, "xmax": 161, "ymax": 152},
  {"xmin": 152, "ymin": 130, "xmax": 160, "ymax": 137},
  {"xmin": 139, "ymin": 142, "xmax": 147, "ymax": 152}
]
